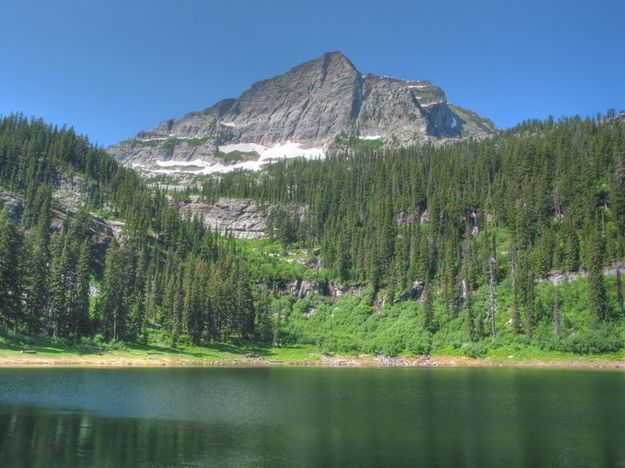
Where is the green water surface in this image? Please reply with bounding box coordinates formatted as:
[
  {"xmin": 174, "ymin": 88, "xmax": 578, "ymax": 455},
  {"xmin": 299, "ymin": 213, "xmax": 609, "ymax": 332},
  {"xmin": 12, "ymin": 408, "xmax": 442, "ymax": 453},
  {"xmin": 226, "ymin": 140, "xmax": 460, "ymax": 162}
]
[{"xmin": 0, "ymin": 367, "xmax": 624, "ymax": 467}]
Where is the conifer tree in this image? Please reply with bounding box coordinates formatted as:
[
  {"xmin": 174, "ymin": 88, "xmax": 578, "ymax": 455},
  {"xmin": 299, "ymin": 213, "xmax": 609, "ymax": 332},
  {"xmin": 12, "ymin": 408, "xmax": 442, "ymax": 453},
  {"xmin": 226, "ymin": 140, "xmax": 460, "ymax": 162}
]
[
  {"xmin": 586, "ymin": 226, "xmax": 607, "ymax": 321},
  {"xmin": 509, "ymin": 243, "xmax": 522, "ymax": 334},
  {"xmin": 48, "ymin": 232, "xmax": 71, "ymax": 338},
  {"xmin": 73, "ymin": 240, "xmax": 92, "ymax": 338},
  {"xmin": 553, "ymin": 288, "xmax": 561, "ymax": 338},
  {"xmin": 422, "ymin": 282, "xmax": 435, "ymax": 333},
  {"xmin": 100, "ymin": 240, "xmax": 130, "ymax": 341},
  {"xmin": 24, "ymin": 212, "xmax": 51, "ymax": 334},
  {"xmin": 0, "ymin": 210, "xmax": 23, "ymax": 334}
]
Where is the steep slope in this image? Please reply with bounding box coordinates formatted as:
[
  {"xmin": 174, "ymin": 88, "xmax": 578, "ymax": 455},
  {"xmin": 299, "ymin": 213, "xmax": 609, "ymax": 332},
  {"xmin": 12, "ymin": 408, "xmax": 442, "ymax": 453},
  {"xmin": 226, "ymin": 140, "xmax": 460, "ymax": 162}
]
[{"xmin": 108, "ymin": 52, "xmax": 495, "ymax": 175}]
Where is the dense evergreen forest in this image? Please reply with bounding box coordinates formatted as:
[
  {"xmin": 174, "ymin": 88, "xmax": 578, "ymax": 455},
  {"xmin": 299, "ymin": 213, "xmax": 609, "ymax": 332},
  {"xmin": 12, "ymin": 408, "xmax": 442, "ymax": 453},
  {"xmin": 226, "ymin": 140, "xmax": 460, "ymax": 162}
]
[
  {"xmin": 1, "ymin": 112, "xmax": 625, "ymax": 356},
  {"xmin": 0, "ymin": 115, "xmax": 259, "ymax": 346}
]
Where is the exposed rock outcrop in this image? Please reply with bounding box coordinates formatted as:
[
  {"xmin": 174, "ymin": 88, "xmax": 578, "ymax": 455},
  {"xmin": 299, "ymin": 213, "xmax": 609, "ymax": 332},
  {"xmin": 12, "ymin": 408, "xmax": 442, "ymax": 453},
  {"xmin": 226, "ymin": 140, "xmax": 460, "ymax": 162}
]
[
  {"xmin": 540, "ymin": 264, "xmax": 624, "ymax": 285},
  {"xmin": 0, "ymin": 193, "xmax": 23, "ymax": 223},
  {"xmin": 179, "ymin": 197, "xmax": 268, "ymax": 239},
  {"xmin": 288, "ymin": 279, "xmax": 322, "ymax": 299},
  {"xmin": 178, "ymin": 196, "xmax": 310, "ymax": 239}
]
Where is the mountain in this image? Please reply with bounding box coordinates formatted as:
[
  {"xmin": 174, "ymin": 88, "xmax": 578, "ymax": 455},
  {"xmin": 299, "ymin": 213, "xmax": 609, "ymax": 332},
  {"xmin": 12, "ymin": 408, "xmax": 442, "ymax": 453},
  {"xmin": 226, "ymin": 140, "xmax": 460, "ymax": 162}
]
[{"xmin": 108, "ymin": 52, "xmax": 496, "ymax": 175}]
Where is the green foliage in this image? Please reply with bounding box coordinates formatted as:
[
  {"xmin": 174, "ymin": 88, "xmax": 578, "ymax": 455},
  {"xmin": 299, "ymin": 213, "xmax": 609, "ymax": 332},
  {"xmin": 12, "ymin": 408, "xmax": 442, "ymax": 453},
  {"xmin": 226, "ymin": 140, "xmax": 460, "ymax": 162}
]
[
  {"xmin": 2, "ymin": 112, "xmax": 625, "ymax": 358},
  {"xmin": 283, "ymin": 292, "xmax": 434, "ymax": 356},
  {"xmin": 276, "ymin": 271, "xmax": 625, "ymax": 358},
  {"xmin": 0, "ymin": 209, "xmax": 23, "ymax": 333},
  {"xmin": 238, "ymin": 240, "xmax": 315, "ymax": 282},
  {"xmin": 336, "ymin": 134, "xmax": 385, "ymax": 151},
  {"xmin": 462, "ymin": 341, "xmax": 488, "ymax": 358},
  {"xmin": 133, "ymin": 136, "xmax": 214, "ymax": 149},
  {"xmin": 0, "ymin": 115, "xmax": 261, "ymax": 346},
  {"xmin": 215, "ymin": 150, "xmax": 260, "ymax": 164},
  {"xmin": 560, "ymin": 325, "xmax": 622, "ymax": 354}
]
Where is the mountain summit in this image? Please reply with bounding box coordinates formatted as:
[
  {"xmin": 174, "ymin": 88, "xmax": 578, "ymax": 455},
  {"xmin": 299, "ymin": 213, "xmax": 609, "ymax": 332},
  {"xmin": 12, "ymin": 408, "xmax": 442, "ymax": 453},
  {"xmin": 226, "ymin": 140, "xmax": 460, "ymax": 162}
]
[{"xmin": 108, "ymin": 51, "xmax": 496, "ymax": 175}]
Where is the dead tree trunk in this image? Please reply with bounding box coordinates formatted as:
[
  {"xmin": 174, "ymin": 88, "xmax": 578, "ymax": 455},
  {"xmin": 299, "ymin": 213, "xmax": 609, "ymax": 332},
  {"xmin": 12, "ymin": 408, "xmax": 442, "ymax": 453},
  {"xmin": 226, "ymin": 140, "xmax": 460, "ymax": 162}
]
[
  {"xmin": 553, "ymin": 290, "xmax": 561, "ymax": 338},
  {"xmin": 617, "ymin": 264, "xmax": 624, "ymax": 318},
  {"xmin": 486, "ymin": 256, "xmax": 497, "ymax": 338},
  {"xmin": 510, "ymin": 245, "xmax": 521, "ymax": 334}
]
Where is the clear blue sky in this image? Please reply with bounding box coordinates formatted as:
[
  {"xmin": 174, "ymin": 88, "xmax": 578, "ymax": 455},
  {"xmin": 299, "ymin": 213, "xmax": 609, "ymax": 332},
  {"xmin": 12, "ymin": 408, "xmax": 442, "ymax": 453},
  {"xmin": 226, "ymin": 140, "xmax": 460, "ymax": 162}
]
[{"xmin": 1, "ymin": 0, "xmax": 624, "ymax": 146}]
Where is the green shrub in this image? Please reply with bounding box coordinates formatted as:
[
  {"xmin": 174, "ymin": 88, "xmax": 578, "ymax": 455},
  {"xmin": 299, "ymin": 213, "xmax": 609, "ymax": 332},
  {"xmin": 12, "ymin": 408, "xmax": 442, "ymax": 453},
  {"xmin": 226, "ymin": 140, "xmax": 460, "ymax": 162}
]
[
  {"xmin": 561, "ymin": 325, "xmax": 623, "ymax": 354},
  {"xmin": 405, "ymin": 331, "xmax": 432, "ymax": 355},
  {"xmin": 462, "ymin": 341, "xmax": 488, "ymax": 358}
]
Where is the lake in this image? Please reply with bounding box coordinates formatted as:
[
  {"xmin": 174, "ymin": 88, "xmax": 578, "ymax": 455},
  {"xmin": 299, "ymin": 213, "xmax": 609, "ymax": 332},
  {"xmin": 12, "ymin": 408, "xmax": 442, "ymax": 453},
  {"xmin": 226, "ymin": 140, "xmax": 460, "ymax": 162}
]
[{"xmin": 0, "ymin": 367, "xmax": 624, "ymax": 467}]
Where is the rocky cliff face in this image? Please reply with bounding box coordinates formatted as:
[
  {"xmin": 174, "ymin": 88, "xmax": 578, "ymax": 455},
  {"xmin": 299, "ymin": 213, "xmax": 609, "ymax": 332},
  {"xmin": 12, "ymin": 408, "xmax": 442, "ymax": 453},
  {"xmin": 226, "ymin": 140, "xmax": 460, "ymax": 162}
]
[
  {"xmin": 1, "ymin": 183, "xmax": 120, "ymax": 261},
  {"xmin": 179, "ymin": 197, "xmax": 267, "ymax": 239},
  {"xmin": 178, "ymin": 196, "xmax": 309, "ymax": 239},
  {"xmin": 108, "ymin": 51, "xmax": 496, "ymax": 175}
]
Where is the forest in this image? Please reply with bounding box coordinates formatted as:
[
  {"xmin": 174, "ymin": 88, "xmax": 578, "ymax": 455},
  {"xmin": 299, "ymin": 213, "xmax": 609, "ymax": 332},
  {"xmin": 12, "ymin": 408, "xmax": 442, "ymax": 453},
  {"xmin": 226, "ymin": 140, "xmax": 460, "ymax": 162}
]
[
  {"xmin": 0, "ymin": 115, "xmax": 259, "ymax": 346},
  {"xmin": 1, "ymin": 112, "xmax": 625, "ymax": 357}
]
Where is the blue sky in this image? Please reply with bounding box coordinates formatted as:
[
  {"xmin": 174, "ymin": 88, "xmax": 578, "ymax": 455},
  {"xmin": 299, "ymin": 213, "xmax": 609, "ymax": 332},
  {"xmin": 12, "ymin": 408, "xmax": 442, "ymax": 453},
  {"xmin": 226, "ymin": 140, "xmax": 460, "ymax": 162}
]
[{"xmin": 1, "ymin": 0, "xmax": 624, "ymax": 146}]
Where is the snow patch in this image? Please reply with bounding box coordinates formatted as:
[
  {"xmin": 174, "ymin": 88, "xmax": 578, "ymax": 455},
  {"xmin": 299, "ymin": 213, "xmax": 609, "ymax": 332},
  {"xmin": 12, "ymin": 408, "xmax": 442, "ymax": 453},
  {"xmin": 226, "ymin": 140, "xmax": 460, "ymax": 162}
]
[
  {"xmin": 146, "ymin": 142, "xmax": 325, "ymax": 176},
  {"xmin": 156, "ymin": 159, "xmax": 210, "ymax": 167},
  {"xmin": 220, "ymin": 122, "xmax": 237, "ymax": 128},
  {"xmin": 260, "ymin": 142, "xmax": 323, "ymax": 160},
  {"xmin": 137, "ymin": 137, "xmax": 168, "ymax": 142},
  {"xmin": 137, "ymin": 135, "xmax": 205, "ymax": 143},
  {"xmin": 451, "ymin": 117, "xmax": 457, "ymax": 128},
  {"xmin": 359, "ymin": 135, "xmax": 382, "ymax": 140},
  {"xmin": 219, "ymin": 142, "xmax": 323, "ymax": 160},
  {"xmin": 150, "ymin": 168, "xmax": 189, "ymax": 175},
  {"xmin": 219, "ymin": 143, "xmax": 266, "ymax": 154},
  {"xmin": 200, "ymin": 160, "xmax": 268, "ymax": 174}
]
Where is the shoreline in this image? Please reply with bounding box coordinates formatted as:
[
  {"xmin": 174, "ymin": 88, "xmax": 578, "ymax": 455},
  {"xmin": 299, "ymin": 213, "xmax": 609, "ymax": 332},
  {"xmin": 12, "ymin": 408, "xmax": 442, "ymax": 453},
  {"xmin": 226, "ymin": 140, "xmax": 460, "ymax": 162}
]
[{"xmin": 1, "ymin": 353, "xmax": 624, "ymax": 370}]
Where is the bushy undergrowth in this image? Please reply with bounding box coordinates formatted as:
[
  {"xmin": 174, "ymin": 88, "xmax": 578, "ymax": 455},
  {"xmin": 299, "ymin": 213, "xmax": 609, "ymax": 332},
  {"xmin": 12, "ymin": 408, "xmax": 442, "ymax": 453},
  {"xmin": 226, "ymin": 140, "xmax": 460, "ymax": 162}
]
[{"xmin": 280, "ymin": 275, "xmax": 625, "ymax": 357}]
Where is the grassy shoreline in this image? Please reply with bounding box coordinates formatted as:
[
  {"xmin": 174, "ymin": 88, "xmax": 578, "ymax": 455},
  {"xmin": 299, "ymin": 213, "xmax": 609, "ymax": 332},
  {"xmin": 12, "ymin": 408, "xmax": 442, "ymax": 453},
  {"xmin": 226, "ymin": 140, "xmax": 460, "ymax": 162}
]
[{"xmin": 1, "ymin": 337, "xmax": 624, "ymax": 369}]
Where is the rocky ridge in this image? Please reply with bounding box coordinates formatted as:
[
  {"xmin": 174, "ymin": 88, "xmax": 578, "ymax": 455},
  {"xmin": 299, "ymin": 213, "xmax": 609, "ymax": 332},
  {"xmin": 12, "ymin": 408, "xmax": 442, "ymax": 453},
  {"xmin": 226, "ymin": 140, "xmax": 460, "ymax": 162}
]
[{"xmin": 108, "ymin": 52, "xmax": 496, "ymax": 175}]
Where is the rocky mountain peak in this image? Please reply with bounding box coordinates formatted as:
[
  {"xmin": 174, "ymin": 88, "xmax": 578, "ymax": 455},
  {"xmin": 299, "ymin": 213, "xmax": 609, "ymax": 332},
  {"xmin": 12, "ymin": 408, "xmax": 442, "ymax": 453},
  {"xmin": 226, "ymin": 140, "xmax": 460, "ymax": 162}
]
[
  {"xmin": 108, "ymin": 51, "xmax": 496, "ymax": 176},
  {"xmin": 299, "ymin": 50, "xmax": 358, "ymax": 74}
]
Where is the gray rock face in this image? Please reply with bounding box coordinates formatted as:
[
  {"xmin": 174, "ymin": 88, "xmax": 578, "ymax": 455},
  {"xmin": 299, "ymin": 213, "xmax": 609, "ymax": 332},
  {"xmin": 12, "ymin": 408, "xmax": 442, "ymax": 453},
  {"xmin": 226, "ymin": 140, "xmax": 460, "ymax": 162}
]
[
  {"xmin": 2, "ymin": 186, "xmax": 116, "ymax": 262},
  {"xmin": 288, "ymin": 279, "xmax": 321, "ymax": 299},
  {"xmin": 178, "ymin": 197, "xmax": 310, "ymax": 239},
  {"xmin": 221, "ymin": 53, "xmax": 361, "ymax": 145},
  {"xmin": 0, "ymin": 192, "xmax": 24, "ymax": 223},
  {"xmin": 355, "ymin": 74, "xmax": 453, "ymax": 140},
  {"xmin": 108, "ymin": 51, "xmax": 496, "ymax": 173},
  {"xmin": 179, "ymin": 198, "xmax": 267, "ymax": 239},
  {"xmin": 540, "ymin": 264, "xmax": 624, "ymax": 285}
]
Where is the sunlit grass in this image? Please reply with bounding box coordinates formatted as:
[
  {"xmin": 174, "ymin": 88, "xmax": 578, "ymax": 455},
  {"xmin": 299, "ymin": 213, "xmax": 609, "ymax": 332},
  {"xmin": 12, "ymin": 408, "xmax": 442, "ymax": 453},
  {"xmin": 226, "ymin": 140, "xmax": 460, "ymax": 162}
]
[{"xmin": 0, "ymin": 335, "xmax": 322, "ymax": 364}]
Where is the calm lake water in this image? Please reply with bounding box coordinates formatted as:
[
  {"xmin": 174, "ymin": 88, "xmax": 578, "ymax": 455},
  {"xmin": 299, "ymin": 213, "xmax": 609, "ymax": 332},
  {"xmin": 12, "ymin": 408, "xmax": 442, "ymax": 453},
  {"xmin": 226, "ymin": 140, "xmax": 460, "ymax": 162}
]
[{"xmin": 0, "ymin": 367, "xmax": 624, "ymax": 467}]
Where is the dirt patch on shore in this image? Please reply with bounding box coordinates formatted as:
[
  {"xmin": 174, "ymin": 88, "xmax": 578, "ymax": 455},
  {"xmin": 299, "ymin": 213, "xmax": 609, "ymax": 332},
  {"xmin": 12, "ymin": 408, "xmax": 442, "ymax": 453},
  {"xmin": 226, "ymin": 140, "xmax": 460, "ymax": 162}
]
[
  {"xmin": 319, "ymin": 355, "xmax": 625, "ymax": 370},
  {"xmin": 1, "ymin": 352, "xmax": 624, "ymax": 370}
]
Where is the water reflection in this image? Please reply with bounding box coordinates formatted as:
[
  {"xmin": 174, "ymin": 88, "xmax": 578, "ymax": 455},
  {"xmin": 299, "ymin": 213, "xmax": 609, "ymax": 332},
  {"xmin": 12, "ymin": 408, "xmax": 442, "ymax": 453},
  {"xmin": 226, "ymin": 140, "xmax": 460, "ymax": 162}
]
[{"xmin": 0, "ymin": 368, "xmax": 624, "ymax": 467}]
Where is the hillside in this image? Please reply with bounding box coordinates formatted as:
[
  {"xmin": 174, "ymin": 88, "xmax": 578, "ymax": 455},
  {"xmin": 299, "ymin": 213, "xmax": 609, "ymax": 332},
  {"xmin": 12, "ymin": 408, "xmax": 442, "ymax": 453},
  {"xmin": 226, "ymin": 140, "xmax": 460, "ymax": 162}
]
[{"xmin": 1, "ymin": 111, "xmax": 625, "ymax": 360}]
